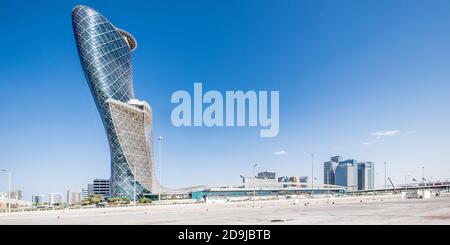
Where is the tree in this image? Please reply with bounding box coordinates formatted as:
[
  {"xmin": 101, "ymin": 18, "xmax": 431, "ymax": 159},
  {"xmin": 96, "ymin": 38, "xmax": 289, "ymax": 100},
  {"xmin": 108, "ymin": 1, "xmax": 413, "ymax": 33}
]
[
  {"xmin": 81, "ymin": 194, "xmax": 104, "ymax": 205},
  {"xmin": 107, "ymin": 197, "xmax": 130, "ymax": 204},
  {"xmin": 139, "ymin": 197, "xmax": 152, "ymax": 204}
]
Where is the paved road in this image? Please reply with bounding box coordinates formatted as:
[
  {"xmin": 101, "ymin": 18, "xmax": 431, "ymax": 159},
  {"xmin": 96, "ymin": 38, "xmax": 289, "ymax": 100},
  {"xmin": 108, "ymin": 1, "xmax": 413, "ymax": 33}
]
[{"xmin": 1, "ymin": 196, "xmax": 449, "ymax": 224}]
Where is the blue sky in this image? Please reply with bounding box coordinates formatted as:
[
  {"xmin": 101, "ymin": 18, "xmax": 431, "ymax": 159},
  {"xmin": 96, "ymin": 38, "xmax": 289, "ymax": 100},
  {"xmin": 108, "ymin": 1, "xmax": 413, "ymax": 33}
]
[{"xmin": 1, "ymin": 0, "xmax": 450, "ymax": 201}]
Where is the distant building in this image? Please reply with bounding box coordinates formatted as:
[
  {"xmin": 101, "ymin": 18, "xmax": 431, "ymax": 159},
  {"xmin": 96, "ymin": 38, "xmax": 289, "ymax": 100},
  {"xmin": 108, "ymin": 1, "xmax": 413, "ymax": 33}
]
[
  {"xmin": 278, "ymin": 176, "xmax": 289, "ymax": 183},
  {"xmin": 81, "ymin": 188, "xmax": 89, "ymax": 199},
  {"xmin": 66, "ymin": 191, "xmax": 81, "ymax": 205},
  {"xmin": 48, "ymin": 193, "xmax": 62, "ymax": 205},
  {"xmin": 87, "ymin": 184, "xmax": 94, "ymax": 196},
  {"xmin": 324, "ymin": 157, "xmax": 339, "ymax": 185},
  {"xmin": 9, "ymin": 190, "xmax": 22, "ymax": 200},
  {"xmin": 32, "ymin": 194, "xmax": 46, "ymax": 204},
  {"xmin": 90, "ymin": 179, "xmax": 111, "ymax": 199},
  {"xmin": 339, "ymin": 159, "xmax": 358, "ymax": 166},
  {"xmin": 335, "ymin": 161, "xmax": 358, "ymax": 189},
  {"xmin": 357, "ymin": 162, "xmax": 375, "ymax": 190},
  {"xmin": 325, "ymin": 156, "xmax": 375, "ymax": 190},
  {"xmin": 257, "ymin": 171, "xmax": 276, "ymax": 179},
  {"xmin": 0, "ymin": 191, "xmax": 22, "ymax": 200},
  {"xmin": 242, "ymin": 176, "xmax": 279, "ymax": 188},
  {"xmin": 299, "ymin": 176, "xmax": 309, "ymax": 183},
  {"xmin": 330, "ymin": 156, "xmax": 342, "ymax": 163},
  {"xmin": 288, "ymin": 176, "xmax": 299, "ymax": 183}
]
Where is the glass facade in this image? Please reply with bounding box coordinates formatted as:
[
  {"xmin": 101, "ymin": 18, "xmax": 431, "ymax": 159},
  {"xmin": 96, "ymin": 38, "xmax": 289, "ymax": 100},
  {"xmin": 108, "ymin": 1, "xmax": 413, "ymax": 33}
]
[
  {"xmin": 72, "ymin": 5, "xmax": 156, "ymax": 198},
  {"xmin": 323, "ymin": 160, "xmax": 337, "ymax": 185},
  {"xmin": 357, "ymin": 162, "xmax": 375, "ymax": 190},
  {"xmin": 335, "ymin": 163, "xmax": 358, "ymax": 188}
]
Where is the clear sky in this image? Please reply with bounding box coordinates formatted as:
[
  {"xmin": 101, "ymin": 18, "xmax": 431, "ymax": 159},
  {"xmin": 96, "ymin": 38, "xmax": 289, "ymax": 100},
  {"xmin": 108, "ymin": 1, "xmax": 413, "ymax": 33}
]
[{"xmin": 1, "ymin": 0, "xmax": 450, "ymax": 201}]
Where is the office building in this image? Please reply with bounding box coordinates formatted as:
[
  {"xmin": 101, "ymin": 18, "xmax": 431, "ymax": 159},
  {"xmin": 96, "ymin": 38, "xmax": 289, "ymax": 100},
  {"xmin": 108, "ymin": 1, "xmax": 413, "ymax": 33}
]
[
  {"xmin": 257, "ymin": 171, "xmax": 276, "ymax": 179},
  {"xmin": 87, "ymin": 184, "xmax": 94, "ymax": 196},
  {"xmin": 66, "ymin": 191, "xmax": 82, "ymax": 205},
  {"xmin": 91, "ymin": 179, "xmax": 111, "ymax": 198},
  {"xmin": 278, "ymin": 176, "xmax": 289, "ymax": 183},
  {"xmin": 288, "ymin": 176, "xmax": 299, "ymax": 183},
  {"xmin": 331, "ymin": 156, "xmax": 342, "ymax": 163},
  {"xmin": 324, "ymin": 161, "xmax": 334, "ymax": 184},
  {"xmin": 323, "ymin": 156, "xmax": 342, "ymax": 185},
  {"xmin": 72, "ymin": 5, "xmax": 158, "ymax": 198},
  {"xmin": 81, "ymin": 188, "xmax": 89, "ymax": 199},
  {"xmin": 242, "ymin": 176, "xmax": 278, "ymax": 188},
  {"xmin": 335, "ymin": 161, "xmax": 358, "ymax": 189},
  {"xmin": 299, "ymin": 176, "xmax": 309, "ymax": 183},
  {"xmin": 339, "ymin": 159, "xmax": 358, "ymax": 166},
  {"xmin": 9, "ymin": 190, "xmax": 22, "ymax": 200},
  {"xmin": 357, "ymin": 162, "xmax": 375, "ymax": 190},
  {"xmin": 32, "ymin": 194, "xmax": 45, "ymax": 204},
  {"xmin": 328, "ymin": 156, "xmax": 375, "ymax": 190},
  {"xmin": 48, "ymin": 193, "xmax": 62, "ymax": 205}
]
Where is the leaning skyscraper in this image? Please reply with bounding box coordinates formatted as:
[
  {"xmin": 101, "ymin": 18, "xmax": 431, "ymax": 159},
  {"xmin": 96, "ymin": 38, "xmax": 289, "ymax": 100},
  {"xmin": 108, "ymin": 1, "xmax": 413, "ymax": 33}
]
[{"xmin": 72, "ymin": 5, "xmax": 157, "ymax": 198}]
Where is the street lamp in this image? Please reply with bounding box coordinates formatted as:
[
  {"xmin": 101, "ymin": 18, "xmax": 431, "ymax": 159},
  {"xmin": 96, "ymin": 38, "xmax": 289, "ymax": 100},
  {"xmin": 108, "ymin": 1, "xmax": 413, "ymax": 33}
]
[
  {"xmin": 252, "ymin": 163, "xmax": 258, "ymax": 208},
  {"xmin": 384, "ymin": 162, "xmax": 387, "ymax": 189},
  {"xmin": 1, "ymin": 170, "xmax": 11, "ymax": 213},
  {"xmin": 157, "ymin": 136, "xmax": 164, "ymax": 202}
]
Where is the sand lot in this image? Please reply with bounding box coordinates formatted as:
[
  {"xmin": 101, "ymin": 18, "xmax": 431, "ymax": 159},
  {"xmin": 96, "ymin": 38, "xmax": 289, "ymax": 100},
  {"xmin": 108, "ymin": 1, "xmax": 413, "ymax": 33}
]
[{"xmin": 1, "ymin": 195, "xmax": 449, "ymax": 225}]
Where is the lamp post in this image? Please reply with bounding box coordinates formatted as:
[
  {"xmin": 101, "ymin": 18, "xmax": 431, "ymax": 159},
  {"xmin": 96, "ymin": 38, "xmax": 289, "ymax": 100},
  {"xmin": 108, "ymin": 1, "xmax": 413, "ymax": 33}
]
[
  {"xmin": 384, "ymin": 162, "xmax": 387, "ymax": 189},
  {"xmin": 1, "ymin": 170, "xmax": 11, "ymax": 213},
  {"xmin": 158, "ymin": 136, "xmax": 164, "ymax": 202},
  {"xmin": 252, "ymin": 163, "xmax": 258, "ymax": 208},
  {"xmin": 311, "ymin": 153, "xmax": 314, "ymax": 198}
]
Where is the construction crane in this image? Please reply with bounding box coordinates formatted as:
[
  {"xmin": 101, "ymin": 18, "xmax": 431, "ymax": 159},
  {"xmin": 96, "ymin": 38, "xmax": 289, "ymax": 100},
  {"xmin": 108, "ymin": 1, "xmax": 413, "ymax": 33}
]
[{"xmin": 388, "ymin": 177, "xmax": 397, "ymax": 193}]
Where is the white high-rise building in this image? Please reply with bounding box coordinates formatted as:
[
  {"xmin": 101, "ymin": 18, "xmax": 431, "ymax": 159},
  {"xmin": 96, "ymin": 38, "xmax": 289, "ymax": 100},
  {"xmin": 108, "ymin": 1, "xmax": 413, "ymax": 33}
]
[
  {"xmin": 48, "ymin": 193, "xmax": 62, "ymax": 205},
  {"xmin": 66, "ymin": 190, "xmax": 81, "ymax": 205}
]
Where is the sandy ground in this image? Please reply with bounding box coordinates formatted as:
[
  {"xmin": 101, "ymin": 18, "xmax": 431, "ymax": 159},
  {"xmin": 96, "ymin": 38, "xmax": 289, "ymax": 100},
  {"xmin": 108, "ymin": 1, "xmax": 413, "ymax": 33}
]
[{"xmin": 0, "ymin": 195, "xmax": 449, "ymax": 225}]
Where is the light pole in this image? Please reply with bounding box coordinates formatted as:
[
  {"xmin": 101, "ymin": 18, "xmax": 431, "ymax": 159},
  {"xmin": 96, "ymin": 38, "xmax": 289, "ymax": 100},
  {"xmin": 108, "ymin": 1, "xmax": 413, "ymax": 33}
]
[
  {"xmin": 311, "ymin": 153, "xmax": 314, "ymax": 198},
  {"xmin": 158, "ymin": 136, "xmax": 164, "ymax": 202},
  {"xmin": 252, "ymin": 163, "xmax": 258, "ymax": 207},
  {"xmin": 1, "ymin": 170, "xmax": 11, "ymax": 213},
  {"xmin": 384, "ymin": 162, "xmax": 387, "ymax": 189}
]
